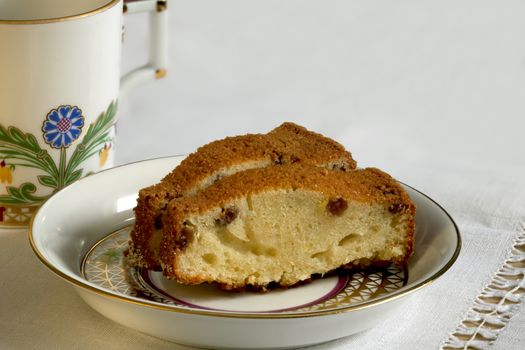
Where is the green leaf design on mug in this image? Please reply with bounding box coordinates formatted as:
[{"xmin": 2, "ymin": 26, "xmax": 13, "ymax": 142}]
[
  {"xmin": 1, "ymin": 183, "xmax": 48, "ymax": 204},
  {"xmin": 0, "ymin": 126, "xmax": 58, "ymax": 178},
  {"xmin": 65, "ymin": 169, "xmax": 83, "ymax": 185},
  {"xmin": 0, "ymin": 100, "xmax": 117, "ymax": 206},
  {"xmin": 66, "ymin": 101, "xmax": 117, "ymax": 175},
  {"xmin": 37, "ymin": 175, "xmax": 58, "ymax": 188}
]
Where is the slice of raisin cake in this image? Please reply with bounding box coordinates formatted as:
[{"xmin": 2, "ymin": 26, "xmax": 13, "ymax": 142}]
[
  {"xmin": 159, "ymin": 165, "xmax": 415, "ymax": 291},
  {"xmin": 128, "ymin": 123, "xmax": 357, "ymax": 270}
]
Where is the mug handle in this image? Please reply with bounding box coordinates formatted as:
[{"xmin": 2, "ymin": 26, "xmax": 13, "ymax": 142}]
[{"xmin": 120, "ymin": 0, "xmax": 168, "ymax": 96}]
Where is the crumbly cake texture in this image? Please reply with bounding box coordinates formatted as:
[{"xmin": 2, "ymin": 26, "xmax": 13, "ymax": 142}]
[
  {"xmin": 128, "ymin": 122, "xmax": 357, "ymax": 269},
  {"xmin": 159, "ymin": 165, "xmax": 415, "ymax": 290}
]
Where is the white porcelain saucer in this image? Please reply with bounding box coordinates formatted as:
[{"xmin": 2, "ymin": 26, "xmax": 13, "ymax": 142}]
[{"xmin": 29, "ymin": 156, "xmax": 461, "ymax": 349}]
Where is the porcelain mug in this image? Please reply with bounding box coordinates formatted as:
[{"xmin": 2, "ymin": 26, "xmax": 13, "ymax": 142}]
[{"xmin": 0, "ymin": 0, "xmax": 167, "ymax": 227}]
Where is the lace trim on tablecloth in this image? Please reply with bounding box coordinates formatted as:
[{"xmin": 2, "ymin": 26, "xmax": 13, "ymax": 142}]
[{"xmin": 442, "ymin": 223, "xmax": 525, "ymax": 350}]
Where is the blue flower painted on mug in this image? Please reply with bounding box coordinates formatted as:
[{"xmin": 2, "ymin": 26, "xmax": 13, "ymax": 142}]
[{"xmin": 42, "ymin": 105, "xmax": 85, "ymax": 148}]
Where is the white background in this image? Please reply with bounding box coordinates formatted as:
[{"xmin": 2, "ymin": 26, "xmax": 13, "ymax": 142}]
[{"xmin": 118, "ymin": 0, "xmax": 524, "ymax": 176}]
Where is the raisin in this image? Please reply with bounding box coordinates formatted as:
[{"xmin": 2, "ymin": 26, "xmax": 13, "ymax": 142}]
[
  {"xmin": 388, "ymin": 203, "xmax": 407, "ymax": 213},
  {"xmin": 326, "ymin": 197, "xmax": 348, "ymax": 216},
  {"xmin": 215, "ymin": 206, "xmax": 239, "ymax": 225},
  {"xmin": 176, "ymin": 227, "xmax": 193, "ymax": 250},
  {"xmin": 154, "ymin": 214, "xmax": 163, "ymax": 229}
]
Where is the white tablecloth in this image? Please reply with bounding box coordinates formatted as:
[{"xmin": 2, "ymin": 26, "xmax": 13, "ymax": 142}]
[{"xmin": 1, "ymin": 1, "xmax": 524, "ymax": 349}]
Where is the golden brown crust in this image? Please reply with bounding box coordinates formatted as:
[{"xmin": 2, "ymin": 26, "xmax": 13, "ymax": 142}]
[
  {"xmin": 160, "ymin": 165, "xmax": 416, "ymax": 283},
  {"xmin": 154, "ymin": 122, "xmax": 355, "ymax": 194},
  {"xmin": 129, "ymin": 122, "xmax": 357, "ymax": 268},
  {"xmin": 267, "ymin": 122, "xmax": 356, "ymax": 169},
  {"xmin": 167, "ymin": 165, "xmax": 411, "ymax": 217}
]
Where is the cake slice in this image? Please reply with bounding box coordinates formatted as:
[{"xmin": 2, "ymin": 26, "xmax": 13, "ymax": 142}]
[
  {"xmin": 128, "ymin": 123, "xmax": 357, "ymax": 270},
  {"xmin": 159, "ymin": 165, "xmax": 415, "ymax": 291}
]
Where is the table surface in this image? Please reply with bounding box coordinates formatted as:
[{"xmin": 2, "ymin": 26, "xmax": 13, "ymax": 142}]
[{"xmin": 2, "ymin": 1, "xmax": 525, "ymax": 349}]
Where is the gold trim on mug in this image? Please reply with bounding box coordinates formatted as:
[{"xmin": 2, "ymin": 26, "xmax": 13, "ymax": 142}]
[
  {"xmin": 155, "ymin": 68, "xmax": 167, "ymax": 79},
  {"xmin": 0, "ymin": 204, "xmax": 39, "ymax": 227},
  {"xmin": 0, "ymin": 0, "xmax": 121, "ymax": 25},
  {"xmin": 157, "ymin": 1, "xmax": 168, "ymax": 12}
]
